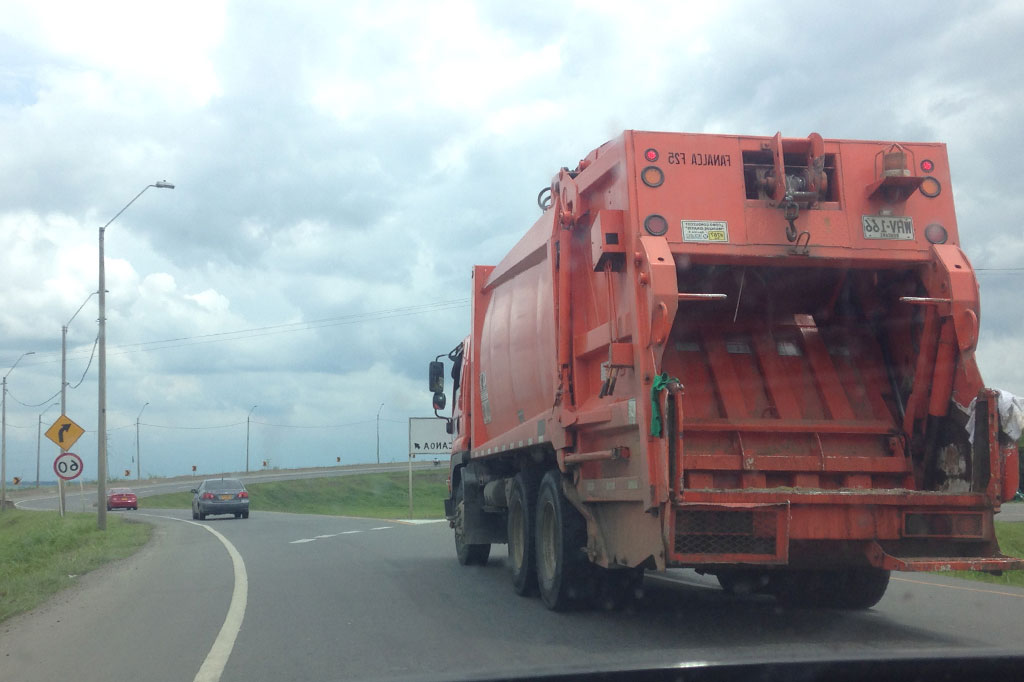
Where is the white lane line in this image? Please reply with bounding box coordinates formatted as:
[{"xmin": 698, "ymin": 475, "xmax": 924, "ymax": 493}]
[
  {"xmin": 140, "ymin": 514, "xmax": 248, "ymax": 682},
  {"xmin": 290, "ymin": 538, "xmax": 316, "ymax": 544},
  {"xmin": 315, "ymin": 534, "xmax": 337, "ymax": 539},
  {"xmin": 393, "ymin": 519, "xmax": 446, "ymax": 525},
  {"xmin": 370, "ymin": 526, "xmax": 392, "ymax": 531},
  {"xmin": 339, "ymin": 530, "xmax": 362, "ymax": 535}
]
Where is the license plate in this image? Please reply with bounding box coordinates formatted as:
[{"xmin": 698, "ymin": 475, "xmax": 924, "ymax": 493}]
[
  {"xmin": 219, "ymin": 494, "xmax": 233, "ymax": 500},
  {"xmin": 862, "ymin": 215, "xmax": 914, "ymax": 240}
]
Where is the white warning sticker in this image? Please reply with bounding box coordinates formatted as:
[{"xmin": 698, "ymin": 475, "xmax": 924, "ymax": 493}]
[{"xmin": 682, "ymin": 220, "xmax": 729, "ymax": 243}]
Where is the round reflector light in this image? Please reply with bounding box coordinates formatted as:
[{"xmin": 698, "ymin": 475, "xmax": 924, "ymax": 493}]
[
  {"xmin": 925, "ymin": 223, "xmax": 948, "ymax": 244},
  {"xmin": 920, "ymin": 159, "xmax": 935, "ymax": 173},
  {"xmin": 644, "ymin": 214, "xmax": 669, "ymax": 236},
  {"xmin": 641, "ymin": 165, "xmax": 664, "ymax": 188},
  {"xmin": 644, "ymin": 148, "xmax": 659, "ymax": 162},
  {"xmin": 920, "ymin": 176, "xmax": 941, "ymax": 198}
]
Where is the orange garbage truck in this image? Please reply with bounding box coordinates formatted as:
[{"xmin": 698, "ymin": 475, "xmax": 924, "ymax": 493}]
[{"xmin": 428, "ymin": 130, "xmax": 1023, "ymax": 611}]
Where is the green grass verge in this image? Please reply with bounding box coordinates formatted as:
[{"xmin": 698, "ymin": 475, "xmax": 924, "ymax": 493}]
[
  {"xmin": 141, "ymin": 470, "xmax": 449, "ymax": 519},
  {"xmin": 947, "ymin": 522, "xmax": 1024, "ymax": 588},
  {"xmin": 0, "ymin": 510, "xmax": 151, "ymax": 623}
]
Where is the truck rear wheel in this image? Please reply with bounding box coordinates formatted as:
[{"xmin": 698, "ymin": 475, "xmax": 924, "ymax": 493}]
[
  {"xmin": 832, "ymin": 568, "xmax": 890, "ymax": 609},
  {"xmin": 507, "ymin": 471, "xmax": 539, "ymax": 595},
  {"xmin": 535, "ymin": 470, "xmax": 589, "ymax": 610},
  {"xmin": 454, "ymin": 479, "xmax": 490, "ymax": 566},
  {"xmin": 773, "ymin": 568, "xmax": 890, "ymax": 609}
]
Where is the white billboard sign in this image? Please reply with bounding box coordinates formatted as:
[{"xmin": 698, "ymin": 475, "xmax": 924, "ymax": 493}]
[{"xmin": 408, "ymin": 417, "xmax": 452, "ymax": 457}]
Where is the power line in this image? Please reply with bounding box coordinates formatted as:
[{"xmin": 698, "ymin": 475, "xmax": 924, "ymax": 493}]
[
  {"xmin": 107, "ymin": 301, "xmax": 470, "ymax": 358},
  {"xmin": 141, "ymin": 421, "xmax": 246, "ymax": 431},
  {"xmin": 30, "ymin": 298, "xmax": 471, "ymax": 363},
  {"xmin": 67, "ymin": 334, "xmax": 99, "ymax": 389},
  {"xmin": 6, "ymin": 388, "xmax": 61, "ymax": 408},
  {"xmin": 248, "ymin": 418, "xmax": 376, "ymax": 430},
  {"xmin": 131, "ymin": 417, "xmax": 380, "ymax": 431}
]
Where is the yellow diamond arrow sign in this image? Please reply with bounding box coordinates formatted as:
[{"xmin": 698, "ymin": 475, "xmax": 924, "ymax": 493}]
[{"xmin": 46, "ymin": 415, "xmax": 85, "ymax": 450}]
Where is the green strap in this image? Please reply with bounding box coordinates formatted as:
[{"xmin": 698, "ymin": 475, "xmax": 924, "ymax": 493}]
[{"xmin": 650, "ymin": 373, "xmax": 676, "ymax": 437}]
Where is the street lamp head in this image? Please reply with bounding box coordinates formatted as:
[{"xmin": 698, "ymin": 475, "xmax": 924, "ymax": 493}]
[
  {"xmin": 5, "ymin": 351, "xmax": 36, "ymax": 378},
  {"xmin": 153, "ymin": 181, "xmax": 175, "ymax": 189}
]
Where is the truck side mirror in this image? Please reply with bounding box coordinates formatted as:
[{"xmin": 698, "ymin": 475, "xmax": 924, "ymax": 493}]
[
  {"xmin": 429, "ymin": 361, "xmax": 445, "ymax": 394},
  {"xmin": 433, "ymin": 392, "xmax": 447, "ymax": 411}
]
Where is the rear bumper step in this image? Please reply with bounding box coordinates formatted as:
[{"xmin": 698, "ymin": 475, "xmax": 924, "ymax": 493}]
[{"xmin": 865, "ymin": 541, "xmax": 1024, "ymax": 572}]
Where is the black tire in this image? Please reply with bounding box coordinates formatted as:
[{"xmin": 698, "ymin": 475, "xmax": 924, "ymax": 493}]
[
  {"xmin": 771, "ymin": 570, "xmax": 832, "ymax": 608},
  {"xmin": 192, "ymin": 508, "xmax": 198, "ymax": 520},
  {"xmin": 106, "ymin": 505, "xmax": 111, "ymax": 511},
  {"xmin": 832, "ymin": 568, "xmax": 890, "ymax": 609},
  {"xmin": 454, "ymin": 478, "xmax": 490, "ymax": 566},
  {"xmin": 507, "ymin": 471, "xmax": 540, "ymax": 596},
  {"xmin": 199, "ymin": 511, "xmax": 207, "ymax": 521},
  {"xmin": 772, "ymin": 568, "xmax": 890, "ymax": 609},
  {"xmin": 243, "ymin": 511, "xmax": 249, "ymax": 519},
  {"xmin": 535, "ymin": 470, "xmax": 591, "ymax": 610}
]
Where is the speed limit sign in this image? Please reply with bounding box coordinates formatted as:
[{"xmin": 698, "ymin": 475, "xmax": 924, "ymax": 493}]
[{"xmin": 53, "ymin": 452, "xmax": 84, "ymax": 481}]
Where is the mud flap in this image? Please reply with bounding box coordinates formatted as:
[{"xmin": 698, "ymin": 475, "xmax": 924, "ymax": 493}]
[{"xmin": 462, "ymin": 469, "xmax": 508, "ymax": 545}]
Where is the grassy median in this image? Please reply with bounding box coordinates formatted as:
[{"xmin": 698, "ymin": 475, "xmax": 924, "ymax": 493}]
[
  {"xmin": 141, "ymin": 469, "xmax": 449, "ymax": 519},
  {"xmin": 0, "ymin": 510, "xmax": 151, "ymax": 623},
  {"xmin": 950, "ymin": 522, "xmax": 1024, "ymax": 588}
]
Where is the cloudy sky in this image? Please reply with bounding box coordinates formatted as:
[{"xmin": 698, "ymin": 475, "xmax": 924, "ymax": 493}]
[{"xmin": 1, "ymin": 0, "xmax": 1022, "ymax": 482}]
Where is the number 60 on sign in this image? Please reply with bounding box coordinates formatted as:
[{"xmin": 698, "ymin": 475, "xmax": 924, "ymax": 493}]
[{"xmin": 53, "ymin": 452, "xmax": 84, "ymax": 481}]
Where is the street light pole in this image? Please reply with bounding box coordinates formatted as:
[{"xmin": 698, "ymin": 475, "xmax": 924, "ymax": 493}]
[
  {"xmin": 97, "ymin": 181, "xmax": 174, "ymax": 530},
  {"xmin": 135, "ymin": 402, "xmax": 148, "ymax": 481},
  {"xmin": 2, "ymin": 351, "xmax": 35, "ymax": 512},
  {"xmin": 36, "ymin": 402, "xmax": 60, "ymax": 488},
  {"xmin": 61, "ymin": 291, "xmax": 97, "ymax": 514},
  {"xmin": 376, "ymin": 402, "xmax": 384, "ymax": 465},
  {"xmin": 246, "ymin": 405, "xmax": 257, "ymax": 473}
]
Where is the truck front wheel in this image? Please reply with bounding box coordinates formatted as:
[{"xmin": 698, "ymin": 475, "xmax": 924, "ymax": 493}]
[
  {"xmin": 535, "ymin": 470, "xmax": 589, "ymax": 610},
  {"xmin": 454, "ymin": 479, "xmax": 491, "ymax": 566},
  {"xmin": 507, "ymin": 471, "xmax": 539, "ymax": 595}
]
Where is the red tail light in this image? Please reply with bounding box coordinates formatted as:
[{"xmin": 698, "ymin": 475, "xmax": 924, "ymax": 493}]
[
  {"xmin": 202, "ymin": 492, "xmax": 215, "ymax": 500},
  {"xmin": 237, "ymin": 491, "xmax": 249, "ymax": 498}
]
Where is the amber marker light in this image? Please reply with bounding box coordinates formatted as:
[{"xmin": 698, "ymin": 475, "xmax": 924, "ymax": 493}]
[
  {"xmin": 644, "ymin": 214, "xmax": 669, "ymax": 236},
  {"xmin": 920, "ymin": 176, "xmax": 942, "ymax": 198},
  {"xmin": 925, "ymin": 223, "xmax": 948, "ymax": 244},
  {"xmin": 641, "ymin": 166, "xmax": 665, "ymax": 188}
]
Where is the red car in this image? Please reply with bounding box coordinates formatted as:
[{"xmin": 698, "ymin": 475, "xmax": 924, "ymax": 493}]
[{"xmin": 107, "ymin": 488, "xmax": 137, "ymax": 511}]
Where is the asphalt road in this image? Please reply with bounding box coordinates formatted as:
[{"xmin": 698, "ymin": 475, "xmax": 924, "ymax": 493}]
[{"xmin": 1, "ymin": 507, "xmax": 1022, "ymax": 682}]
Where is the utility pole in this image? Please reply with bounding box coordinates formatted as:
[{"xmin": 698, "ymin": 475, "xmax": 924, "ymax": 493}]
[
  {"xmin": 376, "ymin": 402, "xmax": 384, "ymax": 465},
  {"xmin": 246, "ymin": 405, "xmax": 257, "ymax": 473},
  {"xmin": 135, "ymin": 402, "xmax": 148, "ymax": 481}
]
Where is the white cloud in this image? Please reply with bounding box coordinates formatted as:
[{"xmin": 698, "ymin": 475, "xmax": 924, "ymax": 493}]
[{"xmin": 1, "ymin": 1, "xmax": 1023, "ymax": 479}]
